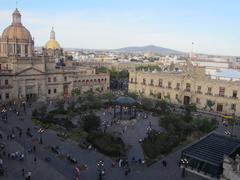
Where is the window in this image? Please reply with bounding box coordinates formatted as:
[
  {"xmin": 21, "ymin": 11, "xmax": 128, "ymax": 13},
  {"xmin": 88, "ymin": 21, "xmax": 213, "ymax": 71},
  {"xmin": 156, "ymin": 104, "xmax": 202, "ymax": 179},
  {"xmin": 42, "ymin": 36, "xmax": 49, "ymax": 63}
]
[
  {"xmin": 5, "ymin": 93, "xmax": 9, "ymax": 99},
  {"xmin": 48, "ymin": 89, "xmax": 51, "ymax": 94},
  {"xmin": 219, "ymin": 87, "xmax": 225, "ymax": 97},
  {"xmin": 216, "ymin": 104, "xmax": 223, "ymax": 112},
  {"xmin": 17, "ymin": 44, "xmax": 21, "ymax": 55},
  {"xmin": 176, "ymin": 94, "xmax": 178, "ymax": 100},
  {"xmin": 197, "ymin": 86, "xmax": 201, "ymax": 91},
  {"xmin": 231, "ymin": 104, "xmax": 236, "ymax": 111},
  {"xmin": 186, "ymin": 83, "xmax": 191, "ymax": 91},
  {"xmin": 64, "ymin": 76, "xmax": 67, "ymax": 82},
  {"xmin": 150, "ymin": 79, "xmax": 154, "ymax": 86},
  {"xmin": 150, "ymin": 89, "xmax": 153, "ymax": 95},
  {"xmin": 168, "ymin": 82, "xmax": 171, "ymax": 88},
  {"xmin": 0, "ymin": 94, "xmax": 1, "ymax": 100},
  {"xmin": 176, "ymin": 83, "xmax": 180, "ymax": 90},
  {"xmin": 131, "ymin": 78, "xmax": 133, "ymax": 83},
  {"xmin": 48, "ymin": 77, "xmax": 51, "ymax": 82},
  {"xmin": 233, "ymin": 90, "xmax": 237, "ymax": 98},
  {"xmin": 25, "ymin": 45, "xmax": 28, "ymax": 54},
  {"xmin": 54, "ymin": 89, "xmax": 57, "ymax": 94},
  {"xmin": 207, "ymin": 87, "xmax": 212, "ymax": 94},
  {"xmin": 143, "ymin": 78, "xmax": 146, "ymax": 85},
  {"xmin": 158, "ymin": 79, "xmax": 162, "ymax": 87},
  {"xmin": 8, "ymin": 44, "xmax": 13, "ymax": 54},
  {"xmin": 157, "ymin": 93, "xmax": 161, "ymax": 99},
  {"xmin": 5, "ymin": 79, "xmax": 8, "ymax": 85},
  {"xmin": 53, "ymin": 77, "xmax": 57, "ymax": 82},
  {"xmin": 196, "ymin": 98, "xmax": 200, "ymax": 104}
]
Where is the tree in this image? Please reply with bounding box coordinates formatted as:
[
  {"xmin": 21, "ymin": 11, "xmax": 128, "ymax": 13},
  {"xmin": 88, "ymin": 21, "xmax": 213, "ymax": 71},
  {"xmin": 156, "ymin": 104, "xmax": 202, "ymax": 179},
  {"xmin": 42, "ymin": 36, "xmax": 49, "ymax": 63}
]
[
  {"xmin": 102, "ymin": 92, "xmax": 114, "ymax": 102},
  {"xmin": 96, "ymin": 66, "xmax": 109, "ymax": 73},
  {"xmin": 206, "ymin": 100, "xmax": 215, "ymax": 111},
  {"xmin": 82, "ymin": 113, "xmax": 101, "ymax": 132},
  {"xmin": 141, "ymin": 98, "xmax": 154, "ymax": 110},
  {"xmin": 184, "ymin": 104, "xmax": 196, "ymax": 122},
  {"xmin": 155, "ymin": 100, "xmax": 171, "ymax": 114},
  {"xmin": 127, "ymin": 92, "xmax": 139, "ymax": 100}
]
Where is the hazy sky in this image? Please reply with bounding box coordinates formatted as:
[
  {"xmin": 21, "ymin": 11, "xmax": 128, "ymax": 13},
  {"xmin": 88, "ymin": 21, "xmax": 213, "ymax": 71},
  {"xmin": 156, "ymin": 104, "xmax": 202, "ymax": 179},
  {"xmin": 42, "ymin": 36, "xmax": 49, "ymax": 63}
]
[{"xmin": 0, "ymin": 0, "xmax": 239, "ymax": 56}]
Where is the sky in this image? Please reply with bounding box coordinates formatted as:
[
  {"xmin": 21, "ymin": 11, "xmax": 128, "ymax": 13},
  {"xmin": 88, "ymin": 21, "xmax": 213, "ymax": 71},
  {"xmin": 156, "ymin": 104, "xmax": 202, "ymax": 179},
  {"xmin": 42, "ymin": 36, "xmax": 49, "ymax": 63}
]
[{"xmin": 0, "ymin": 0, "xmax": 239, "ymax": 56}]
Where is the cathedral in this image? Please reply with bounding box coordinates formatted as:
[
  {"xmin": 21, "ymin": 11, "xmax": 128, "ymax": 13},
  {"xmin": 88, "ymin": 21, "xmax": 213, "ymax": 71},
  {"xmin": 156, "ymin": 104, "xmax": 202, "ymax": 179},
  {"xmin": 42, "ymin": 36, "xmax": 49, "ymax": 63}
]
[{"xmin": 0, "ymin": 9, "xmax": 109, "ymax": 102}]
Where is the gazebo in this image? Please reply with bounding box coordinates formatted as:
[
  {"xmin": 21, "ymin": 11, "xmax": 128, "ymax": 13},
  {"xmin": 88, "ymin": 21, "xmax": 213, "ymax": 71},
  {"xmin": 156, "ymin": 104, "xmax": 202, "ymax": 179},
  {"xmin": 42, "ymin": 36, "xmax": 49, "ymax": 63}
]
[{"xmin": 112, "ymin": 96, "xmax": 138, "ymax": 120}]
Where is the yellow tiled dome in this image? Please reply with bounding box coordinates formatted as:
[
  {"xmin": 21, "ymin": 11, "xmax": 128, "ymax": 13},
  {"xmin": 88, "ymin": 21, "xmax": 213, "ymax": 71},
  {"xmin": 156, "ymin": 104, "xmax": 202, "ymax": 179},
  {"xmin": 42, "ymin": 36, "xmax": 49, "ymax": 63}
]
[
  {"xmin": 44, "ymin": 27, "xmax": 61, "ymax": 49},
  {"xmin": 45, "ymin": 39, "xmax": 60, "ymax": 49}
]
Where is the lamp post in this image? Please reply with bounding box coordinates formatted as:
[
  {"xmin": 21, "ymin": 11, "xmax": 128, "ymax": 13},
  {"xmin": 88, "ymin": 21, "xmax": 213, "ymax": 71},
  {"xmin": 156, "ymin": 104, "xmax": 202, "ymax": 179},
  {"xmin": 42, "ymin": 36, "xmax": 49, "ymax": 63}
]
[
  {"xmin": 180, "ymin": 158, "xmax": 189, "ymax": 178},
  {"xmin": 97, "ymin": 160, "xmax": 104, "ymax": 180},
  {"xmin": 231, "ymin": 110, "xmax": 236, "ymax": 138},
  {"xmin": 38, "ymin": 128, "xmax": 45, "ymax": 144}
]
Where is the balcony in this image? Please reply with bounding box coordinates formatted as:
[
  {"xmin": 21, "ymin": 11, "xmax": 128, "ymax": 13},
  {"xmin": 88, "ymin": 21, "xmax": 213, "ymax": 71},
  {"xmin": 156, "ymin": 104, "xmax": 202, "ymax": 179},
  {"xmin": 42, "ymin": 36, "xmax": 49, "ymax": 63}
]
[
  {"xmin": 156, "ymin": 85, "xmax": 164, "ymax": 88},
  {"xmin": 196, "ymin": 91, "xmax": 202, "ymax": 94},
  {"xmin": 205, "ymin": 92, "xmax": 213, "ymax": 96},
  {"xmin": 149, "ymin": 83, "xmax": 154, "ymax": 86},
  {"xmin": 0, "ymin": 70, "xmax": 13, "ymax": 74},
  {"xmin": 174, "ymin": 87, "xmax": 180, "ymax": 91},
  {"xmin": 215, "ymin": 94, "xmax": 225, "ymax": 98},
  {"xmin": 229, "ymin": 96, "xmax": 238, "ymax": 99},
  {"xmin": 184, "ymin": 88, "xmax": 191, "ymax": 92},
  {"xmin": 129, "ymin": 81, "xmax": 137, "ymax": 84},
  {"xmin": 166, "ymin": 86, "xmax": 172, "ymax": 89},
  {"xmin": 0, "ymin": 85, "xmax": 13, "ymax": 89}
]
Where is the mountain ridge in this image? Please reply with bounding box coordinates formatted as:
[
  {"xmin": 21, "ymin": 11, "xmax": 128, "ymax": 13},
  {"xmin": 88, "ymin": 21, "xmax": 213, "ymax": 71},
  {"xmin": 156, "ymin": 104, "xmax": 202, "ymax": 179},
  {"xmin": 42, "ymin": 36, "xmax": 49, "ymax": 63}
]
[{"xmin": 114, "ymin": 45, "xmax": 185, "ymax": 55}]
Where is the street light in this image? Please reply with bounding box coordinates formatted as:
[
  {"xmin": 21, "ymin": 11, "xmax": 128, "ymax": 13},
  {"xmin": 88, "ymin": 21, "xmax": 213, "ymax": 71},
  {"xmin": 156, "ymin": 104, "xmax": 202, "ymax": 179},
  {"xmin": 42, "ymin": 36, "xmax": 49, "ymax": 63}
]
[
  {"xmin": 180, "ymin": 158, "xmax": 189, "ymax": 178},
  {"xmin": 38, "ymin": 128, "xmax": 45, "ymax": 144},
  {"xmin": 97, "ymin": 160, "xmax": 104, "ymax": 180},
  {"xmin": 231, "ymin": 110, "xmax": 236, "ymax": 138}
]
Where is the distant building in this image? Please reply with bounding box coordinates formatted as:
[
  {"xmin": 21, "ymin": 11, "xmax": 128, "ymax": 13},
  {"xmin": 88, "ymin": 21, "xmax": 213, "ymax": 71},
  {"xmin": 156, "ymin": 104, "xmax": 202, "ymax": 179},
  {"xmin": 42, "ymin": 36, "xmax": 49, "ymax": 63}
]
[
  {"xmin": 129, "ymin": 61, "xmax": 240, "ymax": 116},
  {"xmin": 0, "ymin": 9, "xmax": 109, "ymax": 103}
]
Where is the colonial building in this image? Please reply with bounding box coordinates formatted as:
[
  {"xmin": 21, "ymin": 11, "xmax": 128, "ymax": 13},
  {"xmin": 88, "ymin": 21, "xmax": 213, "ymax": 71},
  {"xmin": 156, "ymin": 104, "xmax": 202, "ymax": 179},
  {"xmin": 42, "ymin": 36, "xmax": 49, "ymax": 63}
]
[
  {"xmin": 0, "ymin": 9, "xmax": 109, "ymax": 103},
  {"xmin": 129, "ymin": 61, "xmax": 240, "ymax": 116}
]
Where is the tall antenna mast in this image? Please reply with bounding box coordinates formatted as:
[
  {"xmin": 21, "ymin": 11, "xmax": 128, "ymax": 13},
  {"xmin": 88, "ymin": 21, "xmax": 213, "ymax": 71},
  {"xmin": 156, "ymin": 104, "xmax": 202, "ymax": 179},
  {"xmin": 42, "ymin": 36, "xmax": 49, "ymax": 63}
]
[{"xmin": 190, "ymin": 42, "xmax": 194, "ymax": 60}]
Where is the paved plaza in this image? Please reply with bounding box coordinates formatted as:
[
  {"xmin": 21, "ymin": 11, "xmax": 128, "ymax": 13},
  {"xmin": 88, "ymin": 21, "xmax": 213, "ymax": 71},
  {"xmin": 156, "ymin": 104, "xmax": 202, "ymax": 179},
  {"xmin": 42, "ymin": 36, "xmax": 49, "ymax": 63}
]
[{"xmin": 0, "ymin": 101, "xmax": 236, "ymax": 180}]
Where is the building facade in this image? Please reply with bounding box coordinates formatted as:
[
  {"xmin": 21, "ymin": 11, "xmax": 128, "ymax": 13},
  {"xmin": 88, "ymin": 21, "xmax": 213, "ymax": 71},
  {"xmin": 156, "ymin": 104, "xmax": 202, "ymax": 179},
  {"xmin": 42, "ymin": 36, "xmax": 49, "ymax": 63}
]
[
  {"xmin": 129, "ymin": 62, "xmax": 240, "ymax": 116},
  {"xmin": 221, "ymin": 155, "xmax": 240, "ymax": 180},
  {"xmin": 0, "ymin": 9, "xmax": 109, "ymax": 103}
]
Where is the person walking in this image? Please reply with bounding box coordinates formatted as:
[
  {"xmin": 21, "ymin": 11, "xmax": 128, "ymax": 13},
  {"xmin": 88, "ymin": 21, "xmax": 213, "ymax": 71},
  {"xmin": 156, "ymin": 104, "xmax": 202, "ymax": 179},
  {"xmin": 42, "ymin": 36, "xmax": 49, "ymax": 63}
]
[
  {"xmin": 22, "ymin": 168, "xmax": 25, "ymax": 177},
  {"xmin": 34, "ymin": 156, "xmax": 37, "ymax": 164}
]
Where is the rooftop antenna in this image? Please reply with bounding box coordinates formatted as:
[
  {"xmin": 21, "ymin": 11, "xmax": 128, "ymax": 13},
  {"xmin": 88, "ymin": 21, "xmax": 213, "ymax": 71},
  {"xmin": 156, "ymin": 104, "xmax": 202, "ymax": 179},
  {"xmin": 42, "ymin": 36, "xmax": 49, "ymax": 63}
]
[
  {"xmin": 190, "ymin": 42, "xmax": 194, "ymax": 60},
  {"xmin": 16, "ymin": 1, "xmax": 18, "ymax": 8}
]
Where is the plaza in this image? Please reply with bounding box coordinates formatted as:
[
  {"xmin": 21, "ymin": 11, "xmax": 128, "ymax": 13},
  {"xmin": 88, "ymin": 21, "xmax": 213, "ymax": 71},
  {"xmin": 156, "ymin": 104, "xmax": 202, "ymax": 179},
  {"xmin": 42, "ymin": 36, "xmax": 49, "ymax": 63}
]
[
  {"xmin": 0, "ymin": 94, "xmax": 238, "ymax": 180},
  {"xmin": 0, "ymin": 99, "xmax": 185, "ymax": 180}
]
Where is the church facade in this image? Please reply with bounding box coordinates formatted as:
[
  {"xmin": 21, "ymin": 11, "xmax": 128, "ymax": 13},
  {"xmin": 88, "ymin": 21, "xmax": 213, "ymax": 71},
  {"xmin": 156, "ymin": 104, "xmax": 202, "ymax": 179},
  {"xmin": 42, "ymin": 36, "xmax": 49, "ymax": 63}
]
[
  {"xmin": 0, "ymin": 9, "xmax": 109, "ymax": 103},
  {"xmin": 129, "ymin": 62, "xmax": 240, "ymax": 116}
]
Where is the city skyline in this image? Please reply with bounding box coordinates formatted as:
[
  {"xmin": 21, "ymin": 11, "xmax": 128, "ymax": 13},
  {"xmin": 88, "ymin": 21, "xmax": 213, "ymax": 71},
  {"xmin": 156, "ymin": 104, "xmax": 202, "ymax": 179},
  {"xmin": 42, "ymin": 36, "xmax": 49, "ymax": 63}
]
[{"xmin": 0, "ymin": 0, "xmax": 239, "ymax": 56}]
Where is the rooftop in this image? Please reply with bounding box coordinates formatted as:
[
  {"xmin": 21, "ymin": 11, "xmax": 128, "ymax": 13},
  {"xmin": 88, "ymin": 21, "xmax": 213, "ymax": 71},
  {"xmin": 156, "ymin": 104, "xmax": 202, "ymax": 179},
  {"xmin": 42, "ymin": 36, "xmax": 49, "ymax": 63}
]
[{"xmin": 182, "ymin": 133, "xmax": 240, "ymax": 166}]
